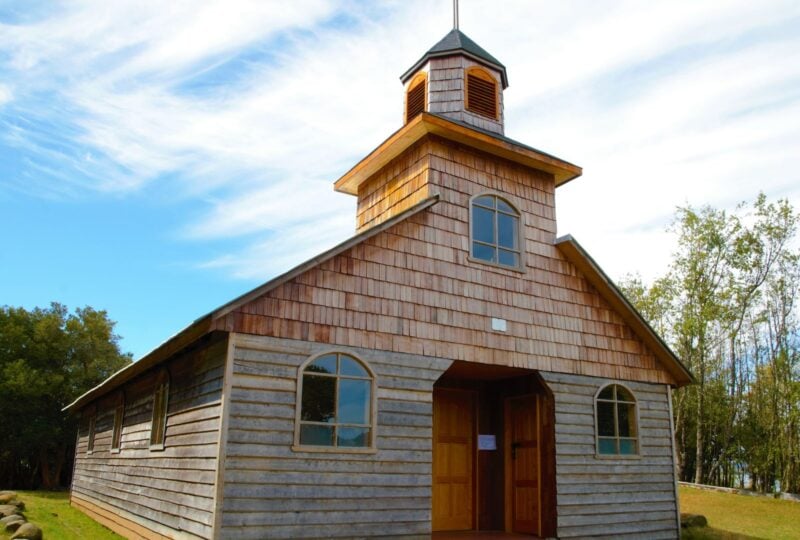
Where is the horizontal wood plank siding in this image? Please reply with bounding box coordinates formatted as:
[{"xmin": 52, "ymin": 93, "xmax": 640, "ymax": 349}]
[
  {"xmin": 213, "ymin": 138, "xmax": 674, "ymax": 386},
  {"xmin": 219, "ymin": 334, "xmax": 451, "ymax": 539},
  {"xmin": 72, "ymin": 335, "xmax": 228, "ymax": 540},
  {"xmin": 539, "ymin": 372, "xmax": 679, "ymax": 539}
]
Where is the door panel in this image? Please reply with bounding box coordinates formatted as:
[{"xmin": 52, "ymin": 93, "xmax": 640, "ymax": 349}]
[
  {"xmin": 509, "ymin": 394, "xmax": 540, "ymax": 535},
  {"xmin": 433, "ymin": 388, "xmax": 475, "ymax": 531}
]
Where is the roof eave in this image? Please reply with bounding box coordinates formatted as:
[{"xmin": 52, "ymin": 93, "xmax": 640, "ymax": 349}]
[
  {"xmin": 554, "ymin": 235, "xmax": 695, "ymax": 387},
  {"xmin": 334, "ymin": 113, "xmax": 581, "ymax": 195},
  {"xmin": 400, "ymin": 50, "xmax": 509, "ymax": 88},
  {"xmin": 63, "ymin": 315, "xmax": 214, "ymax": 413},
  {"xmin": 210, "ymin": 194, "xmax": 441, "ymax": 321}
]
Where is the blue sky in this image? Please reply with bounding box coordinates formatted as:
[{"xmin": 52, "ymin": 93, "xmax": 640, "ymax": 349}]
[{"xmin": 2, "ymin": 0, "xmax": 799, "ymax": 359}]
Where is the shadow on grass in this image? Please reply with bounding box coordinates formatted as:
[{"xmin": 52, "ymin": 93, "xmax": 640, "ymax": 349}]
[{"xmin": 682, "ymin": 526, "xmax": 767, "ymax": 540}]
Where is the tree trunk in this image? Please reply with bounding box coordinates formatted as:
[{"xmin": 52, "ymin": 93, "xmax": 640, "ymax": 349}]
[{"xmin": 694, "ymin": 380, "xmax": 705, "ymax": 484}]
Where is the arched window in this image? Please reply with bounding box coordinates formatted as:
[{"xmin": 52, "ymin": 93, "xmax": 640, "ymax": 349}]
[
  {"xmin": 470, "ymin": 193, "xmax": 521, "ymax": 268},
  {"xmin": 596, "ymin": 384, "xmax": 639, "ymax": 455},
  {"xmin": 296, "ymin": 352, "xmax": 375, "ymax": 449},
  {"xmin": 465, "ymin": 66, "xmax": 498, "ymax": 119},
  {"xmin": 150, "ymin": 369, "xmax": 169, "ymax": 451},
  {"xmin": 406, "ymin": 73, "xmax": 426, "ymax": 123}
]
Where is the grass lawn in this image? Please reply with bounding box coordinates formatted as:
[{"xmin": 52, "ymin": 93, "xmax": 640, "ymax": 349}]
[
  {"xmin": 0, "ymin": 491, "xmax": 122, "ymax": 540},
  {"xmin": 680, "ymin": 485, "xmax": 800, "ymax": 540}
]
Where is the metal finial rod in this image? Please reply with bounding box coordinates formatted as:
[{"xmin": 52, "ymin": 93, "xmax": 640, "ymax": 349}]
[{"xmin": 453, "ymin": 0, "xmax": 459, "ymax": 29}]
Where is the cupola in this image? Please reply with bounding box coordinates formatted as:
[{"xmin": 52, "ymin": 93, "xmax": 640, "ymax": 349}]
[{"xmin": 400, "ymin": 28, "xmax": 508, "ymax": 135}]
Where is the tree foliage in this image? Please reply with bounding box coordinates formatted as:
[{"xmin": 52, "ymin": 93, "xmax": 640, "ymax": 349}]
[
  {"xmin": 0, "ymin": 303, "xmax": 132, "ymax": 489},
  {"xmin": 619, "ymin": 193, "xmax": 800, "ymax": 493}
]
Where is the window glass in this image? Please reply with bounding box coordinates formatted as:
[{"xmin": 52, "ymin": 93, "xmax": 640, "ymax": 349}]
[
  {"xmin": 474, "ymin": 195, "xmax": 495, "ymax": 208},
  {"xmin": 308, "ymin": 354, "xmax": 336, "ymax": 374},
  {"xmin": 498, "ymin": 250, "xmax": 518, "ymax": 267},
  {"xmin": 597, "ymin": 401, "xmax": 616, "ymax": 436},
  {"xmin": 496, "ymin": 199, "xmax": 514, "ymax": 213},
  {"xmin": 596, "ymin": 384, "xmax": 639, "ymax": 456},
  {"xmin": 300, "ymin": 424, "xmax": 334, "ymax": 446},
  {"xmin": 473, "ymin": 242, "xmax": 496, "ymax": 263},
  {"xmin": 617, "ymin": 402, "xmax": 636, "ymax": 437},
  {"xmin": 150, "ymin": 370, "xmax": 169, "ymax": 450},
  {"xmin": 619, "ymin": 439, "xmax": 637, "ymax": 455},
  {"xmin": 339, "ymin": 379, "xmax": 370, "ymax": 424},
  {"xmin": 111, "ymin": 394, "xmax": 124, "ymax": 452},
  {"xmin": 471, "ymin": 194, "xmax": 521, "ymax": 269},
  {"xmin": 338, "ymin": 427, "xmax": 370, "ymax": 448},
  {"xmin": 598, "ymin": 438, "xmax": 616, "ymax": 455},
  {"xmin": 340, "ymin": 356, "xmax": 368, "ymax": 377},
  {"xmin": 298, "ymin": 353, "xmax": 373, "ymax": 449},
  {"xmin": 301, "ymin": 375, "xmax": 336, "ymax": 422},
  {"xmin": 497, "ymin": 213, "xmax": 518, "ymax": 249},
  {"xmin": 472, "ymin": 206, "xmax": 495, "ymax": 244}
]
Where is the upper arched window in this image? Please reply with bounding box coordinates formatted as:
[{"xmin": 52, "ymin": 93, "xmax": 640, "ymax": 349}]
[
  {"xmin": 406, "ymin": 73, "xmax": 427, "ymax": 123},
  {"xmin": 596, "ymin": 384, "xmax": 639, "ymax": 455},
  {"xmin": 470, "ymin": 193, "xmax": 521, "ymax": 269},
  {"xmin": 465, "ymin": 66, "xmax": 498, "ymax": 119},
  {"xmin": 296, "ymin": 352, "xmax": 375, "ymax": 450}
]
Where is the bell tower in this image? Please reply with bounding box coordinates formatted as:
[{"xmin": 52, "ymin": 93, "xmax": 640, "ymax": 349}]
[{"xmin": 400, "ymin": 4, "xmax": 508, "ymax": 135}]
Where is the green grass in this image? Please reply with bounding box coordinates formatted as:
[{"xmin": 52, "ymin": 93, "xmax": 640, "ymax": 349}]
[
  {"xmin": 680, "ymin": 485, "xmax": 800, "ymax": 540},
  {"xmin": 0, "ymin": 491, "xmax": 122, "ymax": 540}
]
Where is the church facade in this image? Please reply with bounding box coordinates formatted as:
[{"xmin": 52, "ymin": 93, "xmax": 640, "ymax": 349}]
[{"xmin": 67, "ymin": 26, "xmax": 692, "ymax": 540}]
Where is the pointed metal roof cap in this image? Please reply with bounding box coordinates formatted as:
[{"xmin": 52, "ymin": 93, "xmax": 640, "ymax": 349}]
[{"xmin": 401, "ymin": 29, "xmax": 509, "ymax": 88}]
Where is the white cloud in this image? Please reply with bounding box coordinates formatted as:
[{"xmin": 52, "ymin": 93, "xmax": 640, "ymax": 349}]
[
  {"xmin": 1, "ymin": 0, "xmax": 799, "ymax": 283},
  {"xmin": 0, "ymin": 84, "xmax": 11, "ymax": 106}
]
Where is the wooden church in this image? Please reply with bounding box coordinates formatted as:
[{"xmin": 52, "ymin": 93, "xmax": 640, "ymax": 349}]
[{"xmin": 66, "ymin": 18, "xmax": 693, "ymax": 540}]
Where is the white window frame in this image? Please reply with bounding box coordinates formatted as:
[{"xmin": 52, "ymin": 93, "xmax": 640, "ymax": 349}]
[
  {"xmin": 292, "ymin": 351, "xmax": 378, "ymax": 454},
  {"xmin": 594, "ymin": 382, "xmax": 641, "ymax": 459},
  {"xmin": 468, "ymin": 191, "xmax": 525, "ymax": 272}
]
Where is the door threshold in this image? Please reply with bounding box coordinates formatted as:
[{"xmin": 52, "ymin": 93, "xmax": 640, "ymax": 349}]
[{"xmin": 432, "ymin": 532, "xmax": 538, "ymax": 538}]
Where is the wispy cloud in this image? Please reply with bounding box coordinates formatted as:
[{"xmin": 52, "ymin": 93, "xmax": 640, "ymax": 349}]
[{"xmin": 1, "ymin": 0, "xmax": 798, "ymax": 284}]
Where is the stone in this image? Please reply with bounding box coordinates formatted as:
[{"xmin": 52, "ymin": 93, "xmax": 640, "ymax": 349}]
[
  {"xmin": 0, "ymin": 504, "xmax": 23, "ymax": 518},
  {"xmin": 681, "ymin": 513, "xmax": 708, "ymax": 528},
  {"xmin": 11, "ymin": 522, "xmax": 43, "ymax": 540},
  {"xmin": 1, "ymin": 515, "xmax": 26, "ymax": 525},
  {"xmin": 9, "ymin": 500, "xmax": 25, "ymax": 511},
  {"xmin": 5, "ymin": 517, "xmax": 26, "ymax": 532},
  {"xmin": 0, "ymin": 493, "xmax": 16, "ymax": 504}
]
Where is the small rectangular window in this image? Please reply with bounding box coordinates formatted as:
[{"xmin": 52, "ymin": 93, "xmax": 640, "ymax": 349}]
[
  {"xmin": 87, "ymin": 413, "xmax": 96, "ymax": 455},
  {"xmin": 111, "ymin": 396, "xmax": 124, "ymax": 453},
  {"xmin": 150, "ymin": 371, "xmax": 169, "ymax": 450}
]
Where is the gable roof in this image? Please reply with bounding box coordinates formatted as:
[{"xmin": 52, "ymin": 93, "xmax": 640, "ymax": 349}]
[
  {"xmin": 555, "ymin": 234, "xmax": 694, "ymax": 386},
  {"xmin": 401, "ymin": 29, "xmax": 509, "ymax": 88},
  {"xmin": 63, "ymin": 195, "xmax": 441, "ymax": 413}
]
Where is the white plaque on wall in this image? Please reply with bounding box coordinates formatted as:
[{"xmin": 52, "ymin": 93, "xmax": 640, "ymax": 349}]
[{"xmin": 478, "ymin": 434, "xmax": 497, "ymax": 451}]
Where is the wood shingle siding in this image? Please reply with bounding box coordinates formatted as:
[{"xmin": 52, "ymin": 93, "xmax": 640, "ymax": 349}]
[
  {"xmin": 427, "ymin": 56, "xmax": 504, "ymax": 134},
  {"xmin": 539, "ymin": 372, "xmax": 679, "ymax": 539},
  {"xmin": 217, "ymin": 334, "xmax": 451, "ymax": 539},
  {"xmin": 214, "ymin": 137, "xmax": 674, "ymax": 386},
  {"xmin": 71, "ymin": 335, "xmax": 228, "ymax": 540}
]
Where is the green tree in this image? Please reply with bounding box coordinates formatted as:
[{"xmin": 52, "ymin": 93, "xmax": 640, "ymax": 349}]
[
  {"xmin": 621, "ymin": 193, "xmax": 799, "ymax": 492},
  {"xmin": 0, "ymin": 303, "xmax": 132, "ymax": 489}
]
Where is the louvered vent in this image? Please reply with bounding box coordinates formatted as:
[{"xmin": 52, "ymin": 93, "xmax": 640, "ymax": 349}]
[
  {"xmin": 466, "ymin": 74, "xmax": 497, "ymax": 119},
  {"xmin": 406, "ymin": 80, "xmax": 425, "ymax": 123}
]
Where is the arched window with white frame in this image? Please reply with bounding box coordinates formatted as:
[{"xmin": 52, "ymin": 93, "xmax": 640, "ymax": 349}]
[
  {"xmin": 295, "ymin": 352, "xmax": 376, "ymax": 450},
  {"xmin": 595, "ymin": 384, "xmax": 639, "ymax": 456},
  {"xmin": 470, "ymin": 193, "xmax": 522, "ymax": 269}
]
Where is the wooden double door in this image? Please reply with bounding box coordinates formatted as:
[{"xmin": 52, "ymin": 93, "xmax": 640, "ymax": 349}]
[{"xmin": 432, "ymin": 388, "xmax": 542, "ymax": 535}]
